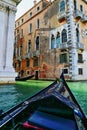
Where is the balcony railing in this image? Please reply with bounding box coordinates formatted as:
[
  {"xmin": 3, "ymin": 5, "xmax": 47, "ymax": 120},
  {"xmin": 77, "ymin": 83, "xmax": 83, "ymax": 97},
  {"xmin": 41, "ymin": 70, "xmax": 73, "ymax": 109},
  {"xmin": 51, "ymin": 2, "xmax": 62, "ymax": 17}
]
[
  {"xmin": 59, "ymin": 42, "xmax": 68, "ymax": 50},
  {"xmin": 81, "ymin": 14, "xmax": 87, "ymax": 22},
  {"xmin": 74, "ymin": 10, "xmax": 82, "ymax": 19},
  {"xmin": 58, "ymin": 11, "xmax": 66, "ymax": 21},
  {"xmin": 32, "ymin": 50, "xmax": 40, "ymax": 57},
  {"xmin": 25, "ymin": 52, "xmax": 32, "ymax": 59},
  {"xmin": 76, "ymin": 43, "xmax": 84, "ymax": 50},
  {"xmin": 78, "ymin": 60, "xmax": 84, "ymax": 63},
  {"xmin": 17, "ymin": 56, "xmax": 22, "ymax": 61},
  {"xmin": 74, "ymin": 9, "xmax": 87, "ymax": 22}
]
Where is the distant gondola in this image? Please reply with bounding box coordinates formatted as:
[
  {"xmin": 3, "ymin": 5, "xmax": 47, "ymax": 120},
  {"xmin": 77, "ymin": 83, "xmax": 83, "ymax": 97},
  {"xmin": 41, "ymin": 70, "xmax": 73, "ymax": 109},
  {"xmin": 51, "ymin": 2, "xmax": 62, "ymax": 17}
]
[
  {"xmin": 15, "ymin": 75, "xmax": 34, "ymax": 81},
  {"xmin": 0, "ymin": 73, "xmax": 87, "ymax": 130}
]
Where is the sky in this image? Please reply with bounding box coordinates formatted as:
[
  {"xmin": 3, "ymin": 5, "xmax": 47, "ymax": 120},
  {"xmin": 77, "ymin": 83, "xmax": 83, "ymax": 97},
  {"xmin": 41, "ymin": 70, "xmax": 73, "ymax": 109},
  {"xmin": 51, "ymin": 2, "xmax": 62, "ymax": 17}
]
[{"xmin": 15, "ymin": 0, "xmax": 40, "ymax": 20}]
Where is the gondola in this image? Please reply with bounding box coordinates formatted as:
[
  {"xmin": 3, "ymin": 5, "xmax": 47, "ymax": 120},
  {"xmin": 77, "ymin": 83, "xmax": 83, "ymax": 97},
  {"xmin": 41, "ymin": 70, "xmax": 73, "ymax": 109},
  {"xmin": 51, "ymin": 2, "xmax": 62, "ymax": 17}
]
[
  {"xmin": 15, "ymin": 75, "xmax": 34, "ymax": 81},
  {"xmin": 0, "ymin": 73, "xmax": 87, "ymax": 130}
]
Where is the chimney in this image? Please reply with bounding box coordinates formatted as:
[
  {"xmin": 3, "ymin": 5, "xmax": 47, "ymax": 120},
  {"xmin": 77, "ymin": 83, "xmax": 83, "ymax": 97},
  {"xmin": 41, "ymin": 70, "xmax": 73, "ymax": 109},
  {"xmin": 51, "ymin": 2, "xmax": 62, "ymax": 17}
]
[{"xmin": 34, "ymin": 0, "xmax": 36, "ymax": 5}]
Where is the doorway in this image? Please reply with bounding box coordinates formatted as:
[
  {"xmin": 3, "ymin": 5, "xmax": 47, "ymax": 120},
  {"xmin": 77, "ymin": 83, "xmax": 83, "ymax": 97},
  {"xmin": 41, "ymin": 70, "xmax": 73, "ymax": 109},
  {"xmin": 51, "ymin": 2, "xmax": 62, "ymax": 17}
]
[{"xmin": 35, "ymin": 71, "xmax": 38, "ymax": 80}]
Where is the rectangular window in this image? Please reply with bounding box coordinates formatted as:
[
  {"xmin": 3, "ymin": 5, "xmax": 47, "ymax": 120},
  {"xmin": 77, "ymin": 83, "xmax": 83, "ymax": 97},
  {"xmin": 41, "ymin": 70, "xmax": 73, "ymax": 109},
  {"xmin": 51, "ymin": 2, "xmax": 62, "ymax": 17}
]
[
  {"xmin": 37, "ymin": 6, "xmax": 40, "ymax": 12},
  {"xmin": 19, "ymin": 46, "xmax": 22, "ymax": 56},
  {"xmin": 36, "ymin": 36, "xmax": 39, "ymax": 50},
  {"xmin": 78, "ymin": 54, "xmax": 83, "ymax": 63},
  {"xmin": 27, "ymin": 40, "xmax": 31, "ymax": 53},
  {"xmin": 62, "ymin": 68, "xmax": 68, "ymax": 74},
  {"xmin": 15, "ymin": 24, "xmax": 16, "ymax": 28},
  {"xmin": 60, "ymin": 53, "xmax": 68, "ymax": 63},
  {"xmin": 21, "ymin": 18, "xmax": 24, "ymax": 23},
  {"xmin": 33, "ymin": 58, "xmax": 38, "ymax": 67},
  {"xmin": 14, "ymin": 48, "xmax": 16, "ymax": 57},
  {"xmin": 78, "ymin": 68, "xmax": 83, "ymax": 75},
  {"xmin": 30, "ymin": 12, "xmax": 32, "ymax": 17},
  {"xmin": 18, "ymin": 22, "xmax": 20, "ymax": 26},
  {"xmin": 15, "ymin": 36, "xmax": 18, "ymax": 44},
  {"xmin": 18, "ymin": 62, "xmax": 21, "ymax": 68},
  {"xmin": 37, "ymin": 19, "xmax": 40, "ymax": 29},
  {"xmin": 26, "ymin": 60, "xmax": 30, "ymax": 67},
  {"xmin": 20, "ymin": 29, "xmax": 23, "ymax": 38},
  {"xmin": 14, "ymin": 63, "xmax": 16, "ymax": 69},
  {"xmin": 29, "ymin": 23, "xmax": 32, "ymax": 33},
  {"xmin": 26, "ymin": 70, "xmax": 30, "ymax": 75},
  {"xmin": 17, "ymin": 29, "xmax": 19, "ymax": 34},
  {"xmin": 80, "ymin": 5, "xmax": 83, "ymax": 12}
]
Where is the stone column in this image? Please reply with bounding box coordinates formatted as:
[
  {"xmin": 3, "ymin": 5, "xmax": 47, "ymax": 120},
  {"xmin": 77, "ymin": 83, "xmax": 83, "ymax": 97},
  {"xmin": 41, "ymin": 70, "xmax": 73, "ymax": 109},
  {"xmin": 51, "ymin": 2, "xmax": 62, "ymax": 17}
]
[
  {"xmin": 5, "ymin": 7, "xmax": 16, "ymax": 71},
  {"xmin": 0, "ymin": 0, "xmax": 21, "ymax": 84},
  {"xmin": 0, "ymin": 4, "xmax": 6, "ymax": 70}
]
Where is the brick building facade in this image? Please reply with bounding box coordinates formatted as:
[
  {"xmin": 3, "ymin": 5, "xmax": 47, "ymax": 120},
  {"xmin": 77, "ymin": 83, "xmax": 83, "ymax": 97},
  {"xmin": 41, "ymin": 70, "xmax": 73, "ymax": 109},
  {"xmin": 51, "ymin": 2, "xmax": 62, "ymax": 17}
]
[{"xmin": 14, "ymin": 0, "xmax": 87, "ymax": 81}]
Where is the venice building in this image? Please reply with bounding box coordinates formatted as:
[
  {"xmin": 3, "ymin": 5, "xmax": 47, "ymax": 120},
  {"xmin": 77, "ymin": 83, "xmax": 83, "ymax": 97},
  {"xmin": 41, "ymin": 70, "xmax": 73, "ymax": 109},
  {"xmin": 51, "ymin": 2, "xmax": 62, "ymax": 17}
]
[{"xmin": 13, "ymin": 0, "xmax": 87, "ymax": 81}]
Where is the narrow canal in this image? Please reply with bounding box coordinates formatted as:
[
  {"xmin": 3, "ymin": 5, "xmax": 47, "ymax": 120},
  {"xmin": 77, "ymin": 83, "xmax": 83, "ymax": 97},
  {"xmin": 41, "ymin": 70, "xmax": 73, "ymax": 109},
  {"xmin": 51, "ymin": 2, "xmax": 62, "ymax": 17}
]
[{"xmin": 0, "ymin": 80, "xmax": 87, "ymax": 116}]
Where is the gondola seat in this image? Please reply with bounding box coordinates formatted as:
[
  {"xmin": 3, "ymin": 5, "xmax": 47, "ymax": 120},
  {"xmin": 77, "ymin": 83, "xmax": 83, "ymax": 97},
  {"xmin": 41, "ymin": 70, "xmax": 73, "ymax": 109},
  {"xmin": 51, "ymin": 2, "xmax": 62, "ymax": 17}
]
[{"xmin": 27, "ymin": 110, "xmax": 77, "ymax": 130}]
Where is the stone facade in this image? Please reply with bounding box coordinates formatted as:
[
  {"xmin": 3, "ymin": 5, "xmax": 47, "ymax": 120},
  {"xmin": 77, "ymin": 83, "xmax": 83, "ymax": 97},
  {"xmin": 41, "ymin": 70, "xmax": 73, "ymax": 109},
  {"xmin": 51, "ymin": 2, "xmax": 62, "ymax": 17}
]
[
  {"xmin": 14, "ymin": 0, "xmax": 87, "ymax": 81},
  {"xmin": 0, "ymin": 0, "xmax": 21, "ymax": 84}
]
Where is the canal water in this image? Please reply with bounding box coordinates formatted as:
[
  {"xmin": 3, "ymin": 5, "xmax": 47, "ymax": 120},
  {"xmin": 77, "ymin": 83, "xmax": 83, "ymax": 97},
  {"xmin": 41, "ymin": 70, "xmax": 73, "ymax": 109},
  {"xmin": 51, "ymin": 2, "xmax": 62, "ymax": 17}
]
[{"xmin": 0, "ymin": 80, "xmax": 87, "ymax": 116}]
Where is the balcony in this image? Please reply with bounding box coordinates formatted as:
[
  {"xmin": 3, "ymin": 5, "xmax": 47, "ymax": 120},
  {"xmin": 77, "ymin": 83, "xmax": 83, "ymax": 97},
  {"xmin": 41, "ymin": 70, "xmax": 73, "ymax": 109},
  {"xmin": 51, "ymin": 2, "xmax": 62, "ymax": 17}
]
[
  {"xmin": 78, "ymin": 60, "xmax": 84, "ymax": 63},
  {"xmin": 25, "ymin": 52, "xmax": 32, "ymax": 59},
  {"xmin": 74, "ymin": 10, "xmax": 82, "ymax": 19},
  {"xmin": 59, "ymin": 42, "xmax": 68, "ymax": 50},
  {"xmin": 81, "ymin": 14, "xmax": 87, "ymax": 22},
  {"xmin": 76, "ymin": 43, "xmax": 84, "ymax": 50},
  {"xmin": 17, "ymin": 56, "xmax": 22, "ymax": 61},
  {"xmin": 32, "ymin": 50, "xmax": 40, "ymax": 57},
  {"xmin": 58, "ymin": 11, "xmax": 66, "ymax": 21}
]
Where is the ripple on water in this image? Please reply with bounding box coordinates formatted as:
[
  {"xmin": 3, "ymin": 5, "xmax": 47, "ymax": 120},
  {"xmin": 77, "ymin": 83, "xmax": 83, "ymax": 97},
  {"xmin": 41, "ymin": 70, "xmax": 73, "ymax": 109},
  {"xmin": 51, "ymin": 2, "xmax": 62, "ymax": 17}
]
[
  {"xmin": 68, "ymin": 82, "xmax": 87, "ymax": 116},
  {"xmin": 0, "ymin": 85, "xmax": 18, "ymax": 111},
  {"xmin": 0, "ymin": 81, "xmax": 87, "ymax": 116}
]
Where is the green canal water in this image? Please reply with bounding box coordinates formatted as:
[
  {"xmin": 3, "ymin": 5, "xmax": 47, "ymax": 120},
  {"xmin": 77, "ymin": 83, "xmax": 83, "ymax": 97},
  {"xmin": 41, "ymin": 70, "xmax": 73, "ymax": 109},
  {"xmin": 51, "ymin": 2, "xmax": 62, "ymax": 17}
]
[{"xmin": 0, "ymin": 80, "xmax": 87, "ymax": 116}]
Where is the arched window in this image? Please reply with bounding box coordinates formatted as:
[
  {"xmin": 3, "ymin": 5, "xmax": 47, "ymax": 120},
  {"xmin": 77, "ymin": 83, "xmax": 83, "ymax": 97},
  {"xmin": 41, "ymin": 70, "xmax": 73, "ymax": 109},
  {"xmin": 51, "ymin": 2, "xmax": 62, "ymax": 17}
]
[
  {"xmin": 62, "ymin": 29, "xmax": 67, "ymax": 43},
  {"xmin": 59, "ymin": 0, "xmax": 65, "ymax": 12},
  {"xmin": 56, "ymin": 32, "xmax": 60, "ymax": 48},
  {"xmin": 76, "ymin": 28, "xmax": 79, "ymax": 42},
  {"xmin": 51, "ymin": 34, "xmax": 55, "ymax": 49}
]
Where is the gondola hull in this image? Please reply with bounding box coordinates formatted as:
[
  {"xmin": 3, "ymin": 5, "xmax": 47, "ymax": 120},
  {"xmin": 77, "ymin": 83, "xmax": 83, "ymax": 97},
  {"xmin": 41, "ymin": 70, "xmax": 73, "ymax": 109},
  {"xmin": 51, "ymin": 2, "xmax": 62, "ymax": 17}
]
[
  {"xmin": 0, "ymin": 73, "xmax": 86, "ymax": 130},
  {"xmin": 15, "ymin": 75, "xmax": 34, "ymax": 81}
]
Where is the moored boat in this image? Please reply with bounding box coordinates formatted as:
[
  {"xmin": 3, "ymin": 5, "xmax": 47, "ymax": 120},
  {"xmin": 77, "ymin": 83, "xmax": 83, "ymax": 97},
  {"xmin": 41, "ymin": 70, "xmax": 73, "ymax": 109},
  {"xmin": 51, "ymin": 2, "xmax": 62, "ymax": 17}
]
[
  {"xmin": 15, "ymin": 75, "xmax": 34, "ymax": 81},
  {"xmin": 0, "ymin": 73, "xmax": 87, "ymax": 130}
]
